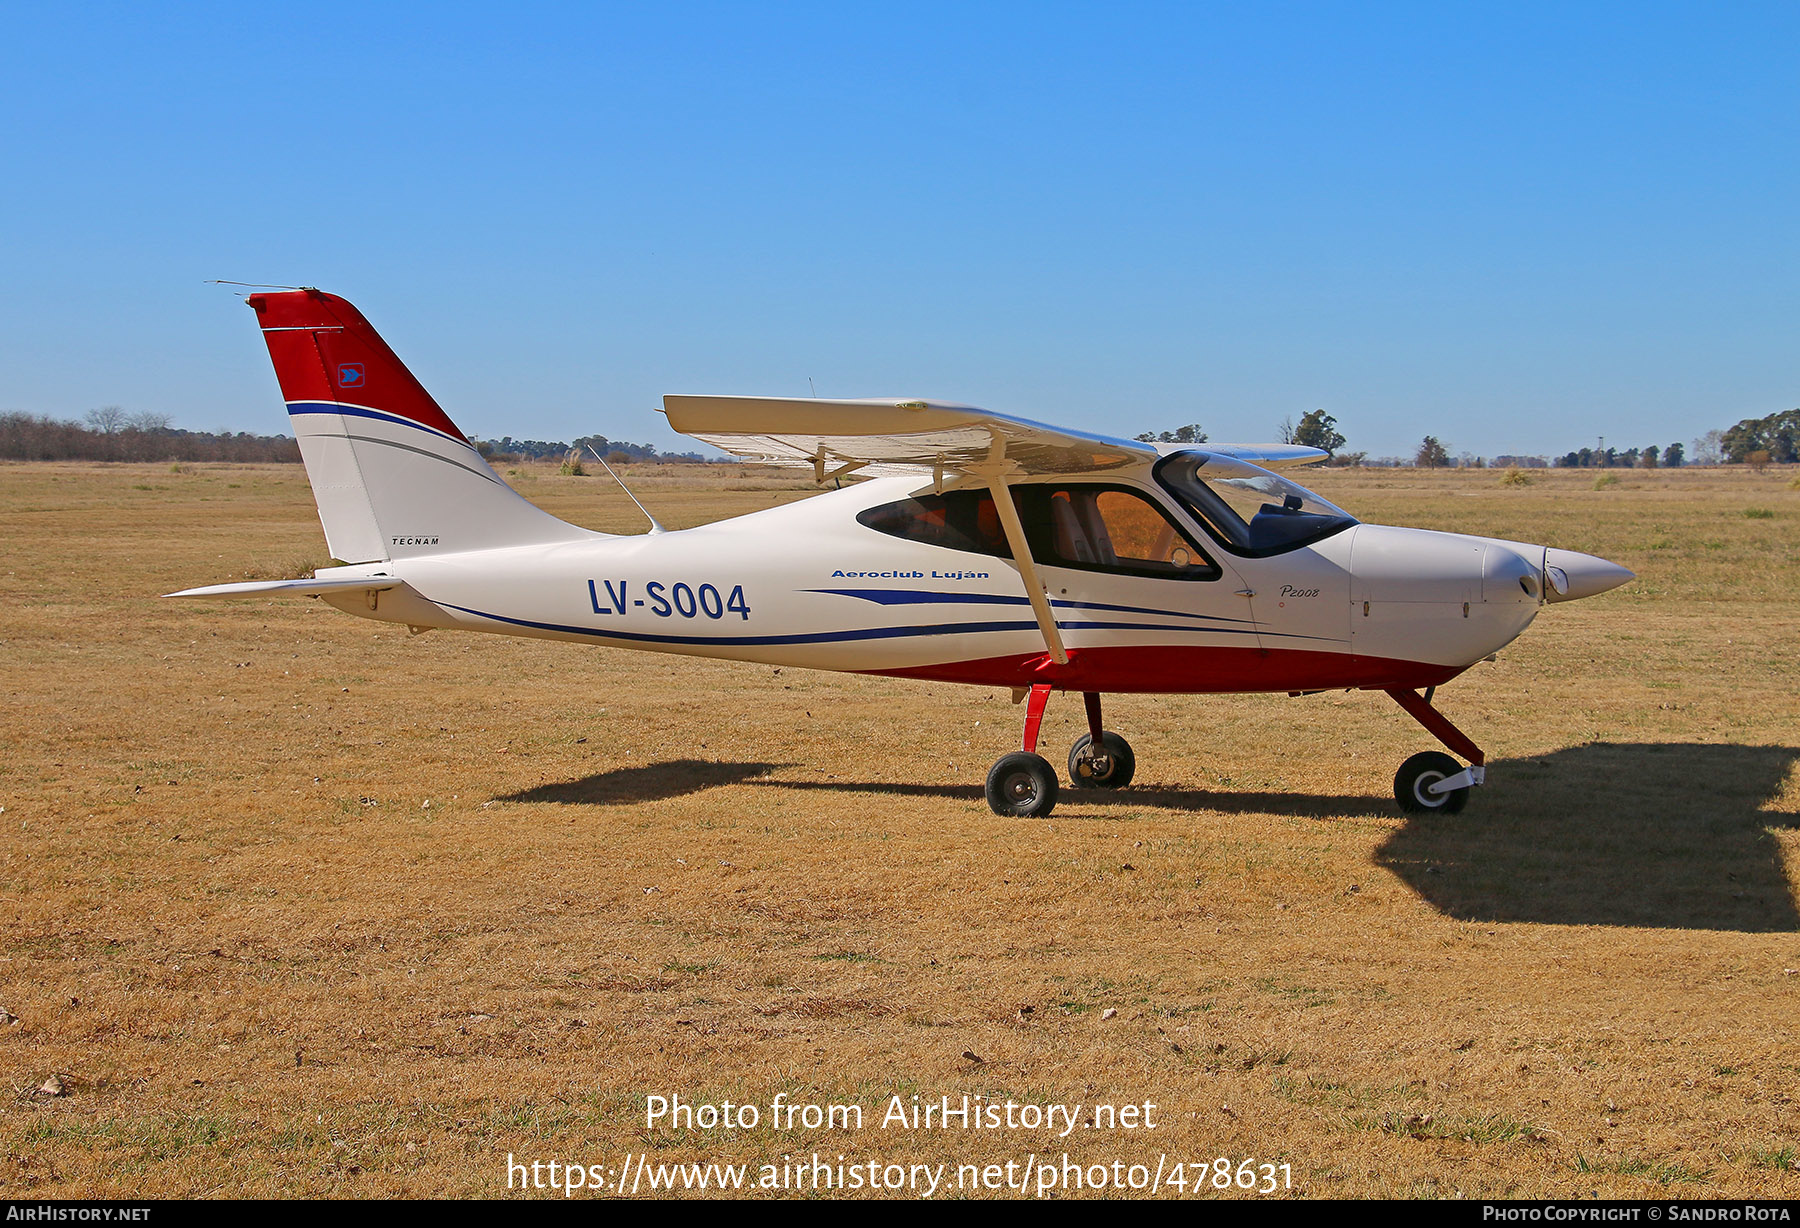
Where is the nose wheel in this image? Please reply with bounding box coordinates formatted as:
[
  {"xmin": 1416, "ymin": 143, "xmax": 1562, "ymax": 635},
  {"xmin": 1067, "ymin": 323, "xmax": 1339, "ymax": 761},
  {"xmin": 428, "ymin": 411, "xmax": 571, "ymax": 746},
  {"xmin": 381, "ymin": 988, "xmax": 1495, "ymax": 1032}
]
[
  {"xmin": 1386, "ymin": 689, "xmax": 1486, "ymax": 816},
  {"xmin": 1394, "ymin": 751, "xmax": 1471, "ymax": 814}
]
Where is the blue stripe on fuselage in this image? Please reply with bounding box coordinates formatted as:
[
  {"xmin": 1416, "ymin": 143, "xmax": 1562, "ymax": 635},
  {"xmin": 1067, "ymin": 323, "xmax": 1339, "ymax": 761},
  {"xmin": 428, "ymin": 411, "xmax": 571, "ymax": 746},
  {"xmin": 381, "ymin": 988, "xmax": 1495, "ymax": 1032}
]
[
  {"xmin": 803, "ymin": 588, "xmax": 1254, "ymax": 626},
  {"xmin": 429, "ymin": 601, "xmax": 1310, "ymax": 647}
]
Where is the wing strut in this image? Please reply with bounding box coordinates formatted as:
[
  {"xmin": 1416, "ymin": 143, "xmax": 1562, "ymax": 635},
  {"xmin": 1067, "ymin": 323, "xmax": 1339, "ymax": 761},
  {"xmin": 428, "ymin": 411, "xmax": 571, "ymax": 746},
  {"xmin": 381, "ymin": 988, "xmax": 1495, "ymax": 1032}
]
[{"xmin": 973, "ymin": 436, "xmax": 1068, "ymax": 666}]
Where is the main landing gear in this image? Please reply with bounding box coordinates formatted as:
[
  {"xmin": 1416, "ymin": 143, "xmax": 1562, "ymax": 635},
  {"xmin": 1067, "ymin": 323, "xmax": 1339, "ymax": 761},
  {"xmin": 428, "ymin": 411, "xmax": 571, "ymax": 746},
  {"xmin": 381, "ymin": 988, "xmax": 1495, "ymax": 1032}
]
[
  {"xmin": 984, "ymin": 686, "xmax": 1133, "ymax": 818},
  {"xmin": 1069, "ymin": 691, "xmax": 1135, "ymax": 788},
  {"xmin": 982, "ymin": 684, "xmax": 1488, "ymax": 819}
]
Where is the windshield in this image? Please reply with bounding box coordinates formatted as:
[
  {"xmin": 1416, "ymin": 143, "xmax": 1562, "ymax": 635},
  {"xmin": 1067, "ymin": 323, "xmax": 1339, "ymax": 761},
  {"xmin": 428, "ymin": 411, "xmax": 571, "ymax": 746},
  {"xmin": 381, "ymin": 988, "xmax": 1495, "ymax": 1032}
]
[{"xmin": 1154, "ymin": 452, "xmax": 1356, "ymax": 556}]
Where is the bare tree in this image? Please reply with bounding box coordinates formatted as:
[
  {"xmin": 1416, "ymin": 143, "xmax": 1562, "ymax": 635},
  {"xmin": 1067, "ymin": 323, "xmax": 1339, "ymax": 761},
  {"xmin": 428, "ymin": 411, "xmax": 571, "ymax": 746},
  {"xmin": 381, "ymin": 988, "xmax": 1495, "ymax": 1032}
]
[{"xmin": 85, "ymin": 406, "xmax": 127, "ymax": 434}]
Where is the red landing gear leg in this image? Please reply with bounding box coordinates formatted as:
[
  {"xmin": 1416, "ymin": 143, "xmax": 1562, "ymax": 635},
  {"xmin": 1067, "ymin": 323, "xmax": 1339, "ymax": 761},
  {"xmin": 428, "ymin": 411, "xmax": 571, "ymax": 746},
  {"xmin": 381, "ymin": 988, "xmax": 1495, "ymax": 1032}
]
[
  {"xmin": 986, "ymin": 685, "xmax": 1059, "ymax": 818},
  {"xmin": 1384, "ymin": 688, "xmax": 1486, "ymax": 815},
  {"xmin": 1069, "ymin": 691, "xmax": 1137, "ymax": 790},
  {"xmin": 1022, "ymin": 683, "xmax": 1053, "ymax": 753}
]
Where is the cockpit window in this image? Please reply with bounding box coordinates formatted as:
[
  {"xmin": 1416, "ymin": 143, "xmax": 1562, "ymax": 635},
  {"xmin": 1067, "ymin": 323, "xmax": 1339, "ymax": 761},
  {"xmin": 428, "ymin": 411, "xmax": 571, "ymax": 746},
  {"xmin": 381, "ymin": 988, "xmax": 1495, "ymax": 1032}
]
[
  {"xmin": 1036, "ymin": 487, "xmax": 1219, "ymax": 579},
  {"xmin": 1154, "ymin": 452, "xmax": 1356, "ymax": 557},
  {"xmin": 857, "ymin": 484, "xmax": 1220, "ymax": 580},
  {"xmin": 856, "ymin": 492, "xmax": 1011, "ymax": 559}
]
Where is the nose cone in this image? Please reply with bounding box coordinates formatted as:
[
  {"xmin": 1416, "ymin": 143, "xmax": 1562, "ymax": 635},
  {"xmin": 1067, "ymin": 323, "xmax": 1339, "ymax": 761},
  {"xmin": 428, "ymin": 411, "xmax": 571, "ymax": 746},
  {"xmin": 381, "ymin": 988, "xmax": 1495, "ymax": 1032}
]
[{"xmin": 1543, "ymin": 548, "xmax": 1634, "ymax": 602}]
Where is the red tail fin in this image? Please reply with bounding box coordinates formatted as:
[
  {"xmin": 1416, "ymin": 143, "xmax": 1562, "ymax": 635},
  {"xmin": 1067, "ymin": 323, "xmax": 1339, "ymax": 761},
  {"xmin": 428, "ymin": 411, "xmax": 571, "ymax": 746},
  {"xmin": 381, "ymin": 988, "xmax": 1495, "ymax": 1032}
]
[
  {"xmin": 243, "ymin": 289, "xmax": 596, "ymax": 562},
  {"xmin": 247, "ymin": 289, "xmax": 467, "ymax": 442}
]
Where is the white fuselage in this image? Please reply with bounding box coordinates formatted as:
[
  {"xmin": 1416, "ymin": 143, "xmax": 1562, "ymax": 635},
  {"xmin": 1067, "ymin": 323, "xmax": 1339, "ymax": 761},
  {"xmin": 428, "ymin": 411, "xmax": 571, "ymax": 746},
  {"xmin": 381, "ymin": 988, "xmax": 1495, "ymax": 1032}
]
[{"xmin": 320, "ymin": 471, "xmax": 1557, "ymax": 695}]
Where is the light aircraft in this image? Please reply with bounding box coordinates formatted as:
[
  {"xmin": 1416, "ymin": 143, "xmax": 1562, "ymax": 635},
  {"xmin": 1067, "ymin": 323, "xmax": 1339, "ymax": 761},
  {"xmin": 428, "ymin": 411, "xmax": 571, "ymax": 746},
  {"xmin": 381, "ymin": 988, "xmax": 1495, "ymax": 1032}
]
[{"xmin": 170, "ymin": 289, "xmax": 1633, "ymax": 818}]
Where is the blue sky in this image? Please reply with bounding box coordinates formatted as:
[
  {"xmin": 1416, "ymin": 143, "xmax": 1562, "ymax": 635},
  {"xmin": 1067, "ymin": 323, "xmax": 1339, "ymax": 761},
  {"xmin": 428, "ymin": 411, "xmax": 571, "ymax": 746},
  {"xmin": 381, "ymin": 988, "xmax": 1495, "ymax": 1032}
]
[{"xmin": 2, "ymin": 2, "xmax": 1794, "ymax": 459}]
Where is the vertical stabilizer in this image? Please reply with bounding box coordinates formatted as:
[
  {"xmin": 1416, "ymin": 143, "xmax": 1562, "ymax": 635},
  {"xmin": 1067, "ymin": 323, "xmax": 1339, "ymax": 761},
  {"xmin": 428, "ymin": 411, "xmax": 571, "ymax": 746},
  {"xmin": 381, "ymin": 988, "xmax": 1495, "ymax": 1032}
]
[{"xmin": 247, "ymin": 289, "xmax": 599, "ymax": 562}]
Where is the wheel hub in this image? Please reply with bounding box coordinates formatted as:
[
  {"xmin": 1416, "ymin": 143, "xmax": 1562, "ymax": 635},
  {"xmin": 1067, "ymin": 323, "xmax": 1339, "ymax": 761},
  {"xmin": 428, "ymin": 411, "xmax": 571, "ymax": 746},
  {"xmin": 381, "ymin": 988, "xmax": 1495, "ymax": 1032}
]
[{"xmin": 1413, "ymin": 774, "xmax": 1446, "ymax": 807}]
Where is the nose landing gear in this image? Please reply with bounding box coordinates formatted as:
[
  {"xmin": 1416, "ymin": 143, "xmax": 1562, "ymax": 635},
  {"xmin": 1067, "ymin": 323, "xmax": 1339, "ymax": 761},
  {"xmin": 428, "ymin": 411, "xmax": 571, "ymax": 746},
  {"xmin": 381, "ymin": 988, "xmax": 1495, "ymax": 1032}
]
[
  {"xmin": 1386, "ymin": 688, "xmax": 1486, "ymax": 815},
  {"xmin": 1394, "ymin": 751, "xmax": 1474, "ymax": 813}
]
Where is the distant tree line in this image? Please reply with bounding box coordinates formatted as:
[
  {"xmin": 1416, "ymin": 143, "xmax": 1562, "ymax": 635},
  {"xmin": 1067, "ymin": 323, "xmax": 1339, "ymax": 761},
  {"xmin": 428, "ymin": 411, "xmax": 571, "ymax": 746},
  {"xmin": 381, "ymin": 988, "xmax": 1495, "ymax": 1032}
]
[
  {"xmin": 0, "ymin": 409, "xmax": 300, "ymax": 463},
  {"xmin": 1554, "ymin": 443, "xmax": 1685, "ymax": 469},
  {"xmin": 12, "ymin": 400, "xmax": 1795, "ymax": 471},
  {"xmin": 478, "ymin": 433, "xmax": 715, "ymax": 464},
  {"xmin": 1134, "ymin": 406, "xmax": 1800, "ymax": 470},
  {"xmin": 1133, "ymin": 424, "xmax": 1208, "ymax": 444},
  {"xmin": 0, "ymin": 408, "xmax": 721, "ymax": 466}
]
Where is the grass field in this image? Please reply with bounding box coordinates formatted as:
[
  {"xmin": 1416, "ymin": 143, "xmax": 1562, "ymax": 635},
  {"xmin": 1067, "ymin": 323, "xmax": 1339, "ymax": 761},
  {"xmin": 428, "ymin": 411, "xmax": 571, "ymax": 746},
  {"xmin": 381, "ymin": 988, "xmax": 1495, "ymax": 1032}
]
[{"xmin": 3, "ymin": 459, "xmax": 1798, "ymax": 1199}]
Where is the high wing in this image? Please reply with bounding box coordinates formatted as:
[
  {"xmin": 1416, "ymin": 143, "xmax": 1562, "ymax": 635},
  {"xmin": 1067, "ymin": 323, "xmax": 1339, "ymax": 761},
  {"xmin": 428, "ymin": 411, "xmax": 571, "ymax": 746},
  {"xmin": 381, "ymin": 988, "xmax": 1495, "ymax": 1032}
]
[
  {"xmin": 665, "ymin": 394, "xmax": 1325, "ymax": 669},
  {"xmin": 662, "ymin": 395, "xmax": 1150, "ymax": 479},
  {"xmin": 663, "ymin": 395, "xmax": 1327, "ymax": 477}
]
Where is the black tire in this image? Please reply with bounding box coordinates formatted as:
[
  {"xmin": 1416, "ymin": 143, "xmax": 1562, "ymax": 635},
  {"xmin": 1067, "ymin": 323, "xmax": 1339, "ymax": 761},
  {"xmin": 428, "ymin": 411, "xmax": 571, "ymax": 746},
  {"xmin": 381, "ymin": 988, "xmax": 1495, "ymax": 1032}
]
[
  {"xmin": 986, "ymin": 752, "xmax": 1059, "ymax": 818},
  {"xmin": 1394, "ymin": 751, "xmax": 1470, "ymax": 815},
  {"xmin": 1068, "ymin": 731, "xmax": 1136, "ymax": 789}
]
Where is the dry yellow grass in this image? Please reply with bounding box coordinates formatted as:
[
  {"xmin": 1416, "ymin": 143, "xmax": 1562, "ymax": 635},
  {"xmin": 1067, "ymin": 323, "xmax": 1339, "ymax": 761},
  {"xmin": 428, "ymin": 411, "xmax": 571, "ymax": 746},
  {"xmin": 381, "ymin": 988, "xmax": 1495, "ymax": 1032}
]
[{"xmin": 3, "ymin": 459, "xmax": 1798, "ymax": 1199}]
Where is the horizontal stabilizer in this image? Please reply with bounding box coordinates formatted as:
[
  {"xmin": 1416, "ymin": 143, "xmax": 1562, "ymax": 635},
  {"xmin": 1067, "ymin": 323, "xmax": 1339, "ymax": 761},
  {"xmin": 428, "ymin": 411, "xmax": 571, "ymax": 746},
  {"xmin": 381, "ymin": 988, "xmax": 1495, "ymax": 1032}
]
[{"xmin": 163, "ymin": 575, "xmax": 401, "ymax": 600}]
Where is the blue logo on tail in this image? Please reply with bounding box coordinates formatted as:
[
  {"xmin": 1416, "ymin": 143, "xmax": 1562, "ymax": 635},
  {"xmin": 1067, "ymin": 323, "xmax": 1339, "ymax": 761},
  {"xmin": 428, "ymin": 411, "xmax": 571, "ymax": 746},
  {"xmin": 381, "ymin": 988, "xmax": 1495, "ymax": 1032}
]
[{"xmin": 337, "ymin": 363, "xmax": 365, "ymax": 388}]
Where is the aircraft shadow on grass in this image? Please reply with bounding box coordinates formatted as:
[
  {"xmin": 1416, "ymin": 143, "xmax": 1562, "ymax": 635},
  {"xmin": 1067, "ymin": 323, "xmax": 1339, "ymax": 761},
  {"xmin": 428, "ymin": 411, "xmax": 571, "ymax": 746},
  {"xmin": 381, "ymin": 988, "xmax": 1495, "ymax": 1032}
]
[
  {"xmin": 503, "ymin": 761, "xmax": 1384, "ymax": 819},
  {"xmin": 742, "ymin": 778, "xmax": 1389, "ymax": 821},
  {"xmin": 505, "ymin": 743, "xmax": 1800, "ymax": 934},
  {"xmin": 752, "ymin": 744, "xmax": 1800, "ymax": 931},
  {"xmin": 500, "ymin": 760, "xmax": 788, "ymax": 806},
  {"xmin": 1379, "ymin": 742, "xmax": 1800, "ymax": 934}
]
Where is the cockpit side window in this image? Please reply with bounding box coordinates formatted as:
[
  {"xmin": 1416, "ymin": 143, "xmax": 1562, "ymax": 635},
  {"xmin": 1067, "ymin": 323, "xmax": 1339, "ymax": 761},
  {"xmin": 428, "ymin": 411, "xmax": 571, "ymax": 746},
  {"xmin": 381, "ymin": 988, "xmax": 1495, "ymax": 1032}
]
[
  {"xmin": 1153, "ymin": 452, "xmax": 1357, "ymax": 557},
  {"xmin": 856, "ymin": 485, "xmax": 1221, "ymax": 581},
  {"xmin": 856, "ymin": 492, "xmax": 1012, "ymax": 559}
]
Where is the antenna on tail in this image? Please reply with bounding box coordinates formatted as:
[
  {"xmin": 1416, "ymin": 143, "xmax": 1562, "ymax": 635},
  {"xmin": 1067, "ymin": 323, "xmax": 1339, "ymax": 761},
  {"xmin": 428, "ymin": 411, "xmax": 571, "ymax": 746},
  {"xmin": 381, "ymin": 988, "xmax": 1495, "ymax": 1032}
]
[{"xmin": 587, "ymin": 446, "xmax": 666, "ymax": 535}]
